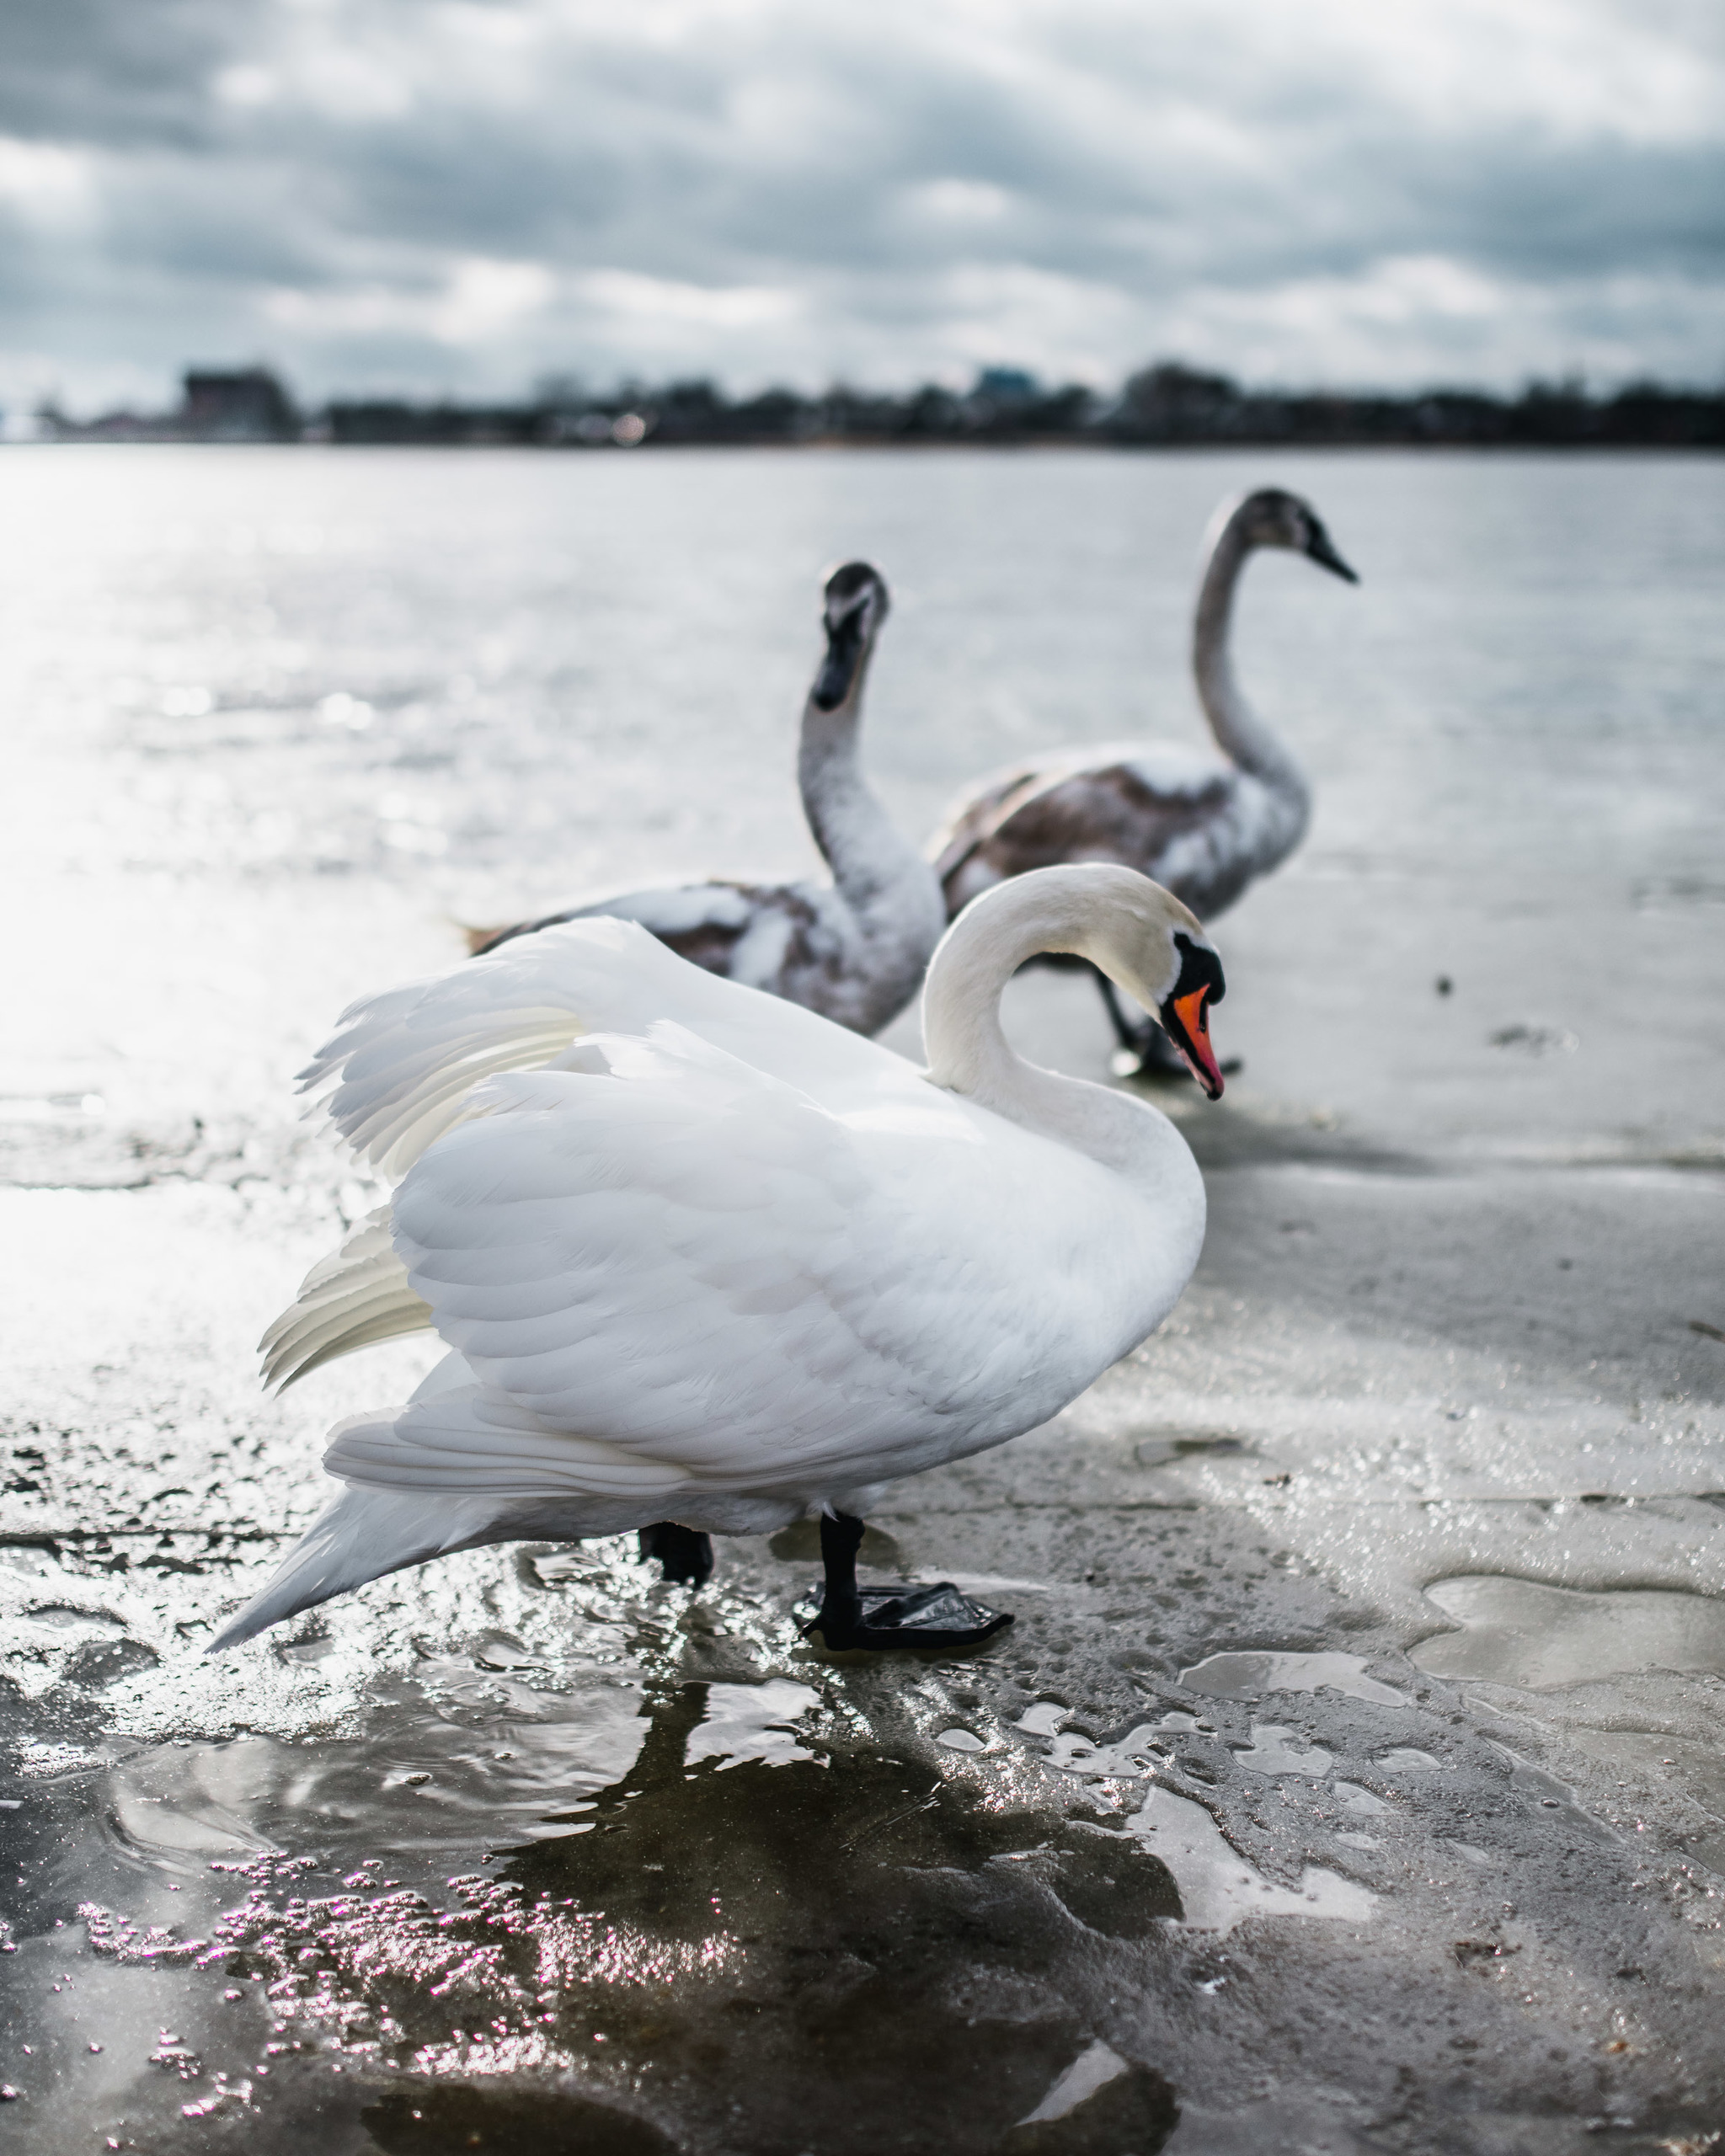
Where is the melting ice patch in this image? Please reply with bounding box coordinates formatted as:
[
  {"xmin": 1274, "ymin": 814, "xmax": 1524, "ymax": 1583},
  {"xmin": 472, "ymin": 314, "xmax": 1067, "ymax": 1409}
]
[
  {"xmin": 1044, "ymin": 1723, "xmax": 1163, "ymax": 1779},
  {"xmin": 1128, "ymin": 1786, "xmax": 1375, "ymax": 1935},
  {"xmin": 1413, "ymin": 1576, "xmax": 1725, "ymax": 1690},
  {"xmin": 1181, "ymin": 1651, "xmax": 1408, "ymax": 1707},
  {"xmin": 1014, "ymin": 1701, "xmax": 1069, "ymax": 1737},
  {"xmin": 1231, "ymin": 1724, "xmax": 1333, "ymax": 1777}
]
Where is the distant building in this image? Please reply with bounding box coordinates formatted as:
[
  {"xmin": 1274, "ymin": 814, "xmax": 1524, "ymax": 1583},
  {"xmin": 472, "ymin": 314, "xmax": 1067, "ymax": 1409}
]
[
  {"xmin": 971, "ymin": 366, "xmax": 1039, "ymax": 405},
  {"xmin": 179, "ymin": 367, "xmax": 298, "ymax": 442}
]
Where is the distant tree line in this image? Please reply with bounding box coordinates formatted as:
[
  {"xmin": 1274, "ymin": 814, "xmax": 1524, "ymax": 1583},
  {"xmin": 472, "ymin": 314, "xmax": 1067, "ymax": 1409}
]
[
  {"xmin": 31, "ymin": 360, "xmax": 1725, "ymax": 449},
  {"xmin": 323, "ymin": 362, "xmax": 1725, "ymax": 450}
]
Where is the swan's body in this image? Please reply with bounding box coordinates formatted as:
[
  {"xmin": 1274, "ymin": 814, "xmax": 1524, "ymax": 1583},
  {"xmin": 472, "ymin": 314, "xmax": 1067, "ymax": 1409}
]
[
  {"xmin": 216, "ymin": 866, "xmax": 1225, "ymax": 1651},
  {"xmin": 929, "ymin": 490, "xmax": 1354, "ymax": 1065},
  {"xmin": 467, "ymin": 563, "xmax": 945, "ymax": 1040}
]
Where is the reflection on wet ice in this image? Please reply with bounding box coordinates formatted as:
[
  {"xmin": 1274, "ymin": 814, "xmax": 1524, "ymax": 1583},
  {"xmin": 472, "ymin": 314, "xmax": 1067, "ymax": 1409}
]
[
  {"xmin": 1127, "ymin": 1786, "xmax": 1375, "ymax": 1935},
  {"xmin": 69, "ymin": 1670, "xmax": 1208, "ymax": 2149},
  {"xmin": 682, "ymin": 1678, "xmax": 820, "ymax": 1769}
]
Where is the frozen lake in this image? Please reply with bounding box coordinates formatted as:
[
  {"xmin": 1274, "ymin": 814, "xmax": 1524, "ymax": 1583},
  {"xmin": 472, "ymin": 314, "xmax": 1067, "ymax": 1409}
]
[{"xmin": 1, "ymin": 446, "xmax": 1722, "ymax": 2153}]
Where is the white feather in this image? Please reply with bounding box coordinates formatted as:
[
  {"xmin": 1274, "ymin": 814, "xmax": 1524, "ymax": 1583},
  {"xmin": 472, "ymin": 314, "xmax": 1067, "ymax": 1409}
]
[{"xmin": 259, "ymin": 1206, "xmax": 433, "ymax": 1390}]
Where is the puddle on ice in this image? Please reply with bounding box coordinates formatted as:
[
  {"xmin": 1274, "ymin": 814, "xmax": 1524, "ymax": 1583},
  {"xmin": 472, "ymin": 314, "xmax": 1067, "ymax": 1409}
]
[
  {"xmin": 43, "ymin": 1670, "xmax": 1210, "ymax": 2153},
  {"xmin": 1044, "ymin": 1722, "xmax": 1164, "ymax": 1779},
  {"xmin": 1180, "ymin": 1652, "xmax": 1408, "ymax": 1708},
  {"xmin": 1015, "ymin": 1701, "xmax": 1070, "ymax": 1737},
  {"xmin": 1376, "ymin": 1747, "xmax": 1444, "ymax": 1774},
  {"xmin": 104, "ymin": 1680, "xmax": 654, "ymax": 1868},
  {"xmin": 1413, "ymin": 1575, "xmax": 1725, "ymax": 1690},
  {"xmin": 1128, "ymin": 1786, "xmax": 1376, "ymax": 1935},
  {"xmin": 1231, "ymin": 1724, "xmax": 1333, "ymax": 1778}
]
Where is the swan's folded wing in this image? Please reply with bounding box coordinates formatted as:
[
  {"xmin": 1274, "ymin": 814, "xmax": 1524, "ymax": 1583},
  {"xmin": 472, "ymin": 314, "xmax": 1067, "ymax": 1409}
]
[
  {"xmin": 928, "ymin": 758, "xmax": 1046, "ymax": 883},
  {"xmin": 299, "ymin": 913, "xmax": 903, "ymax": 1180},
  {"xmin": 324, "ymin": 1387, "xmax": 686, "ymax": 1497},
  {"xmin": 388, "ymin": 1026, "xmax": 939, "ymax": 1482},
  {"xmin": 259, "ymin": 1206, "xmax": 434, "ymax": 1392}
]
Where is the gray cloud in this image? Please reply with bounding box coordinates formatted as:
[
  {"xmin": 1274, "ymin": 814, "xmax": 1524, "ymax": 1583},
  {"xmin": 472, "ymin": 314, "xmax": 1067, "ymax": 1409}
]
[{"xmin": 1, "ymin": 0, "xmax": 1721, "ymax": 413}]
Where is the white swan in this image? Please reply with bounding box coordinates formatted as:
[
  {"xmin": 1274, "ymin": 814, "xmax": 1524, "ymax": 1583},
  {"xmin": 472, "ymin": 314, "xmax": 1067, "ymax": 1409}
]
[
  {"xmin": 467, "ymin": 562, "xmax": 946, "ymax": 1040},
  {"xmin": 216, "ymin": 864, "xmax": 1226, "ymax": 1653},
  {"xmin": 930, "ymin": 488, "xmax": 1354, "ymax": 1071}
]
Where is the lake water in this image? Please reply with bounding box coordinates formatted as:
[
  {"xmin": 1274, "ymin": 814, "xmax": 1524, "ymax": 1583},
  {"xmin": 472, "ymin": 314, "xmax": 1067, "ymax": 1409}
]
[
  {"xmin": 4, "ymin": 445, "xmax": 1722, "ymax": 1160},
  {"xmin": 2, "ymin": 446, "xmax": 1723, "ymax": 2153}
]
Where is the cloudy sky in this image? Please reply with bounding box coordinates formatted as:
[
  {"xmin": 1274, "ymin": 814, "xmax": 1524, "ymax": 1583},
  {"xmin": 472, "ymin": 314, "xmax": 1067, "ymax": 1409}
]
[{"xmin": 3, "ymin": 0, "xmax": 1722, "ymax": 414}]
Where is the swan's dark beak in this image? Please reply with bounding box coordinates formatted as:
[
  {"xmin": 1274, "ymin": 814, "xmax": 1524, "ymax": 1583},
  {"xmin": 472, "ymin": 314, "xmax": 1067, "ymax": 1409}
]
[
  {"xmin": 1158, "ymin": 984, "xmax": 1225, "ymax": 1099},
  {"xmin": 813, "ymin": 562, "xmax": 888, "ymax": 711},
  {"xmin": 1305, "ymin": 521, "xmax": 1359, "ymax": 584}
]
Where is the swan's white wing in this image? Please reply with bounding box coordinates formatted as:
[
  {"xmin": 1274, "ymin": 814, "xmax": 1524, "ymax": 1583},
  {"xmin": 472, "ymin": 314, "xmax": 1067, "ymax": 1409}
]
[
  {"xmin": 299, "ymin": 914, "xmax": 911, "ymax": 1181},
  {"xmin": 387, "ymin": 1025, "xmax": 986, "ymax": 1486},
  {"xmin": 324, "ymin": 1388, "xmax": 687, "ymax": 1497},
  {"xmin": 259, "ymin": 1206, "xmax": 433, "ymax": 1390},
  {"xmin": 387, "ymin": 1022, "xmax": 1169, "ymax": 1496}
]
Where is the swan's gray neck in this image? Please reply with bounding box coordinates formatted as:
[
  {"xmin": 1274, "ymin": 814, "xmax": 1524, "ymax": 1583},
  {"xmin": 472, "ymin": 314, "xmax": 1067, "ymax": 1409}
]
[
  {"xmin": 798, "ymin": 652, "xmax": 943, "ymax": 956},
  {"xmin": 921, "ymin": 888, "xmax": 1180, "ymax": 1184},
  {"xmin": 1193, "ymin": 511, "xmax": 1310, "ymax": 818}
]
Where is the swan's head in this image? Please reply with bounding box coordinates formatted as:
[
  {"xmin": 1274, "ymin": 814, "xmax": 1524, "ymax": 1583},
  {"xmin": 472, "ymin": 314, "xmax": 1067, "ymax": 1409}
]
[
  {"xmin": 1071, "ymin": 867, "xmax": 1228, "ymax": 1099},
  {"xmin": 927, "ymin": 863, "xmax": 1227, "ymax": 1101},
  {"xmin": 1230, "ymin": 488, "xmax": 1358, "ymax": 584},
  {"xmin": 813, "ymin": 560, "xmax": 890, "ymax": 712}
]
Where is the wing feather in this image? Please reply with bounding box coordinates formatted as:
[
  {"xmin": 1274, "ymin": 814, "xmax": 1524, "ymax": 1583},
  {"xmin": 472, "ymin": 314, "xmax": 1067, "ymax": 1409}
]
[
  {"xmin": 296, "ymin": 915, "xmax": 906, "ymax": 1182},
  {"xmin": 325, "ymin": 1390, "xmax": 686, "ymax": 1497},
  {"xmin": 259, "ymin": 1207, "xmax": 435, "ymax": 1391},
  {"xmin": 388, "ymin": 1025, "xmax": 937, "ymax": 1485}
]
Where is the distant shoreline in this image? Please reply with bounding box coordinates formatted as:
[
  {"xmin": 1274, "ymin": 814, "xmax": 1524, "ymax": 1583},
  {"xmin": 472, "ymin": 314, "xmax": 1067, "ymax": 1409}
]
[
  {"xmin": 24, "ymin": 360, "xmax": 1725, "ymax": 453},
  {"xmin": 12, "ymin": 435, "xmax": 1719, "ymax": 455}
]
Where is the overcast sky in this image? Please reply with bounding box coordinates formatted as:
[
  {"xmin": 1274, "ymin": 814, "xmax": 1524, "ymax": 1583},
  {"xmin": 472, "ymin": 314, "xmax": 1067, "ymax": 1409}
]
[{"xmin": 3, "ymin": 0, "xmax": 1721, "ymax": 414}]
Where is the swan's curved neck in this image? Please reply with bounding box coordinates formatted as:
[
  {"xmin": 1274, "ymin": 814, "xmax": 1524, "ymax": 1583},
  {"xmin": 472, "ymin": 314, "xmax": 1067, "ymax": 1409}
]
[
  {"xmin": 1192, "ymin": 510, "xmax": 1309, "ymax": 814},
  {"xmin": 798, "ymin": 650, "xmax": 935, "ymax": 934},
  {"xmin": 921, "ymin": 884, "xmax": 1180, "ymax": 1183}
]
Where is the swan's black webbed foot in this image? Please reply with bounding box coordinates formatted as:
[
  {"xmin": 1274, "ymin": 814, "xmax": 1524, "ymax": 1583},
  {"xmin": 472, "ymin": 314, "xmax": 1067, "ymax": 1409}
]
[
  {"xmin": 803, "ymin": 1512, "xmax": 1012, "ymax": 1652},
  {"xmin": 638, "ymin": 1521, "xmax": 714, "ymax": 1587},
  {"xmin": 1094, "ymin": 968, "xmax": 1241, "ymax": 1082}
]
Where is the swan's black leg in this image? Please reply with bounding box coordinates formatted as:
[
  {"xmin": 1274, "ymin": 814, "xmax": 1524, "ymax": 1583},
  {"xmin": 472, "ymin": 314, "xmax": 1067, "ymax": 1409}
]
[
  {"xmin": 811, "ymin": 1511, "xmax": 866, "ymax": 1641},
  {"xmin": 804, "ymin": 1512, "xmax": 1013, "ymax": 1652},
  {"xmin": 638, "ymin": 1521, "xmax": 714, "ymax": 1587}
]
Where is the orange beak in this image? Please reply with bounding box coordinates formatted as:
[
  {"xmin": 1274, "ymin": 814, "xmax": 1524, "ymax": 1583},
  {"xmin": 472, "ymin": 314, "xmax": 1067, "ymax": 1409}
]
[{"xmin": 1166, "ymin": 986, "xmax": 1224, "ymax": 1099}]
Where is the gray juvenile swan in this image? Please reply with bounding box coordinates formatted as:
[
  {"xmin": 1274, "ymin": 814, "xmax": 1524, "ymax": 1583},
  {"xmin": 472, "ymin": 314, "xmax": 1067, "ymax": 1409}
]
[
  {"xmin": 468, "ymin": 561, "xmax": 946, "ymax": 1042},
  {"xmin": 224, "ymin": 865, "xmax": 1226, "ymax": 1655},
  {"xmin": 929, "ymin": 488, "xmax": 1355, "ymax": 1072}
]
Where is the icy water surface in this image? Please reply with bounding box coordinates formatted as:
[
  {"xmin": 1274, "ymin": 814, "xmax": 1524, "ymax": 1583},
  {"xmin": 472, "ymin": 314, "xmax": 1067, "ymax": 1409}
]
[{"xmin": 2, "ymin": 447, "xmax": 1724, "ymax": 2152}]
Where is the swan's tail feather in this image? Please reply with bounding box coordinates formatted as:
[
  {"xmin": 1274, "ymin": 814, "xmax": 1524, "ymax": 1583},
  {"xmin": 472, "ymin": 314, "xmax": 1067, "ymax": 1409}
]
[
  {"xmin": 206, "ymin": 1482, "xmax": 503, "ymax": 1652},
  {"xmin": 211, "ymin": 1388, "xmax": 692, "ymax": 1649},
  {"xmin": 259, "ymin": 1207, "xmax": 435, "ymax": 1392}
]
